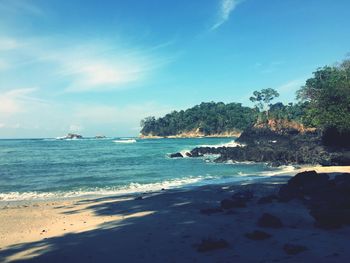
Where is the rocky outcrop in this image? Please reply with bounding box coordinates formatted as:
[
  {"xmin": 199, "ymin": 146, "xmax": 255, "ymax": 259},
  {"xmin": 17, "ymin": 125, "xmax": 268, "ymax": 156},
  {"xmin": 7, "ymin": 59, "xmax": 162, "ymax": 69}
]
[
  {"xmin": 278, "ymin": 171, "xmax": 350, "ymax": 229},
  {"xmin": 180, "ymin": 127, "xmax": 350, "ymax": 166},
  {"xmin": 57, "ymin": 133, "xmax": 83, "ymax": 140},
  {"xmin": 257, "ymin": 213, "xmax": 283, "ymax": 228},
  {"xmin": 140, "ymin": 128, "xmax": 241, "ymax": 139},
  {"xmin": 170, "ymin": 152, "xmax": 184, "ymax": 158}
]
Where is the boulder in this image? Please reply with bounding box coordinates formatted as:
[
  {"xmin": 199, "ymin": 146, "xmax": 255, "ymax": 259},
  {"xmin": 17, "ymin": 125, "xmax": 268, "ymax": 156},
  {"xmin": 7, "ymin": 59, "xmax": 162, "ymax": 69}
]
[
  {"xmin": 257, "ymin": 213, "xmax": 283, "ymax": 228},
  {"xmin": 278, "ymin": 171, "xmax": 330, "ymax": 201}
]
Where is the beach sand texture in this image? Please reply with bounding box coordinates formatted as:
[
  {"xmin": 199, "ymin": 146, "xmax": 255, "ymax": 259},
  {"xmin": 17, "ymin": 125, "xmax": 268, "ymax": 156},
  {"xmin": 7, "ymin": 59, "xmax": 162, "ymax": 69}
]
[{"xmin": 0, "ymin": 166, "xmax": 349, "ymax": 262}]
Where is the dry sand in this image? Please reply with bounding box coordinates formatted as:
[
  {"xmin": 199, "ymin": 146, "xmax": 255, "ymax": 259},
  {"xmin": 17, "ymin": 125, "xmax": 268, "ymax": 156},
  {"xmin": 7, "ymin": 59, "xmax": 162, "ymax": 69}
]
[{"xmin": 0, "ymin": 166, "xmax": 349, "ymax": 263}]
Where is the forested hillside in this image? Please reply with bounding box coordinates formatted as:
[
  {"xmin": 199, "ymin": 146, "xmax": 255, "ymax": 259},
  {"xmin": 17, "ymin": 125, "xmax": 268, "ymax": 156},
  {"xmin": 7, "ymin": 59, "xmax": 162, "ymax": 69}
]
[
  {"xmin": 140, "ymin": 58, "xmax": 350, "ymax": 142},
  {"xmin": 140, "ymin": 102, "xmax": 256, "ymax": 136}
]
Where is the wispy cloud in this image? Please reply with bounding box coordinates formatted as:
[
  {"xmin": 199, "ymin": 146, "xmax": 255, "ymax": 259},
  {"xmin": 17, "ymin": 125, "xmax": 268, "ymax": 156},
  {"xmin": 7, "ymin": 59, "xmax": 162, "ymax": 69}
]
[
  {"xmin": 0, "ymin": 36, "xmax": 173, "ymax": 92},
  {"xmin": 0, "ymin": 37, "xmax": 21, "ymax": 50},
  {"xmin": 211, "ymin": 0, "xmax": 244, "ymax": 30},
  {"xmin": 0, "ymin": 87, "xmax": 40, "ymax": 115}
]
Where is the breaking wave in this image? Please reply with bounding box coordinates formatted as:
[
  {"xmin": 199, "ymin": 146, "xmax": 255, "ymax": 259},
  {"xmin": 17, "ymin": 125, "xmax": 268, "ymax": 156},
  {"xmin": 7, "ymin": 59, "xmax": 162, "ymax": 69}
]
[{"xmin": 0, "ymin": 175, "xmax": 215, "ymax": 202}]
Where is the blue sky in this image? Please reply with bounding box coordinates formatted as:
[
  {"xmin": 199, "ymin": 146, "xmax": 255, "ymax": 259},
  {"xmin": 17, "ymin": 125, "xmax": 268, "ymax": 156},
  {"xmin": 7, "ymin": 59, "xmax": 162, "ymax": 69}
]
[{"xmin": 0, "ymin": 0, "xmax": 350, "ymax": 138}]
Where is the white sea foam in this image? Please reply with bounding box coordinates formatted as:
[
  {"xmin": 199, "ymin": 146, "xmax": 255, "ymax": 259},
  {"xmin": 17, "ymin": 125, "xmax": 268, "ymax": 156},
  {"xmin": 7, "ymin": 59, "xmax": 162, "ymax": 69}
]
[
  {"xmin": 113, "ymin": 139, "xmax": 137, "ymax": 144},
  {"xmin": 0, "ymin": 175, "xmax": 215, "ymax": 202},
  {"xmin": 199, "ymin": 140, "xmax": 244, "ymax": 148},
  {"xmin": 236, "ymin": 165, "xmax": 297, "ymax": 177},
  {"xmin": 180, "ymin": 150, "xmax": 192, "ymax": 158}
]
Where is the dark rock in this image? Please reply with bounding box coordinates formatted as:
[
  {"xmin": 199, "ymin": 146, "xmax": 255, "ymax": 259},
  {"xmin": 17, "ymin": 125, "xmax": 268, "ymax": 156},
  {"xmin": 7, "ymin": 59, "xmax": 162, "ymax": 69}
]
[
  {"xmin": 257, "ymin": 195, "xmax": 278, "ymax": 204},
  {"xmin": 187, "ymin": 126, "xmax": 348, "ymax": 166},
  {"xmin": 196, "ymin": 238, "xmax": 229, "ymax": 252},
  {"xmin": 322, "ymin": 126, "xmax": 350, "ymax": 149},
  {"xmin": 288, "ymin": 171, "xmax": 329, "ymax": 190},
  {"xmin": 220, "ymin": 198, "xmax": 246, "ymax": 209},
  {"xmin": 310, "ymin": 207, "xmax": 350, "ymax": 229},
  {"xmin": 279, "ymin": 171, "xmax": 350, "ymax": 229},
  {"xmin": 257, "ymin": 213, "xmax": 283, "ymax": 228},
  {"xmin": 58, "ymin": 133, "xmax": 83, "ymax": 140},
  {"xmin": 278, "ymin": 171, "xmax": 330, "ymax": 202},
  {"xmin": 330, "ymin": 152, "xmax": 350, "ymax": 166},
  {"xmin": 200, "ymin": 207, "xmax": 223, "ymax": 215},
  {"xmin": 170, "ymin": 152, "xmax": 183, "ymax": 158},
  {"xmin": 245, "ymin": 230, "xmax": 272, "ymax": 240},
  {"xmin": 283, "ymin": 244, "xmax": 307, "ymax": 255},
  {"xmin": 185, "ymin": 152, "xmax": 193, "ymax": 157}
]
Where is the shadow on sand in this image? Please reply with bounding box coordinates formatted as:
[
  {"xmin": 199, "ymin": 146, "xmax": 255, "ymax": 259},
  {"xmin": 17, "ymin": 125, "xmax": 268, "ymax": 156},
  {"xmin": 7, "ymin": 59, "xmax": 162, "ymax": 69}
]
[{"xmin": 1, "ymin": 176, "xmax": 349, "ymax": 263}]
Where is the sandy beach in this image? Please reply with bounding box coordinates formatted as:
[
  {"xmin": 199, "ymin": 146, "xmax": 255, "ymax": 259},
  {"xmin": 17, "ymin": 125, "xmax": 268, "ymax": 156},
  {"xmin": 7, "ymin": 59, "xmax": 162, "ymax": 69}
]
[{"xmin": 0, "ymin": 166, "xmax": 349, "ymax": 263}]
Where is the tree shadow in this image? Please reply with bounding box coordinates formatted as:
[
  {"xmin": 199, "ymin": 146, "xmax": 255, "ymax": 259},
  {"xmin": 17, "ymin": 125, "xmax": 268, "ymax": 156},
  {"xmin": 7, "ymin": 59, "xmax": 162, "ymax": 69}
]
[{"xmin": 1, "ymin": 176, "xmax": 317, "ymax": 263}]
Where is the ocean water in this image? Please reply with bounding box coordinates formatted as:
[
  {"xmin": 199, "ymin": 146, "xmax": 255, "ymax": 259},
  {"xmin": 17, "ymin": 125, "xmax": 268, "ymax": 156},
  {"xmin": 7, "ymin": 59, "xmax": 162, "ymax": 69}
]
[{"xmin": 0, "ymin": 137, "xmax": 293, "ymax": 202}]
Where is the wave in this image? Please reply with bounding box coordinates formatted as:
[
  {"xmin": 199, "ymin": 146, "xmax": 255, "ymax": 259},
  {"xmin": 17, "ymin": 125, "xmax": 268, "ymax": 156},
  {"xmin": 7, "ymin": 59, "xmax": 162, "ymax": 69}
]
[
  {"xmin": 0, "ymin": 165, "xmax": 297, "ymax": 202},
  {"xmin": 0, "ymin": 175, "xmax": 215, "ymax": 202},
  {"xmin": 113, "ymin": 139, "xmax": 137, "ymax": 144},
  {"xmin": 199, "ymin": 140, "xmax": 244, "ymax": 148},
  {"xmin": 236, "ymin": 165, "xmax": 297, "ymax": 177}
]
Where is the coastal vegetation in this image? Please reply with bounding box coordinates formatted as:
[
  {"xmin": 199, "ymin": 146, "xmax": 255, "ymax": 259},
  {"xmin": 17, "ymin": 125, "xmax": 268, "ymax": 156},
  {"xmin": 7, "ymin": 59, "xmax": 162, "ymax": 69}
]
[
  {"xmin": 140, "ymin": 102, "xmax": 257, "ymax": 136},
  {"xmin": 141, "ymin": 58, "xmax": 350, "ymax": 143}
]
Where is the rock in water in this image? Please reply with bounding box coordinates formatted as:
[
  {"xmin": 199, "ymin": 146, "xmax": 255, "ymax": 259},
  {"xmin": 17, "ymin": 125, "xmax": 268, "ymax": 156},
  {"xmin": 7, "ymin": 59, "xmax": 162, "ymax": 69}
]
[
  {"xmin": 170, "ymin": 152, "xmax": 183, "ymax": 158},
  {"xmin": 257, "ymin": 213, "xmax": 283, "ymax": 228}
]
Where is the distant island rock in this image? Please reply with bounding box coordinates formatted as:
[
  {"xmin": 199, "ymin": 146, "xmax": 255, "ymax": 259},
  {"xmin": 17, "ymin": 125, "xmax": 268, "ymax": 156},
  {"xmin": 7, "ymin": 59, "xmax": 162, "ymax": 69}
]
[{"xmin": 56, "ymin": 133, "xmax": 83, "ymax": 140}]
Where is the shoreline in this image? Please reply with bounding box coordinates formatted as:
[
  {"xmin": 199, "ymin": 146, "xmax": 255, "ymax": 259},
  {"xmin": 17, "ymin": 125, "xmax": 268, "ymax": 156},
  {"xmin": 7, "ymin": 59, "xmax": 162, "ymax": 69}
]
[
  {"xmin": 139, "ymin": 132, "xmax": 242, "ymax": 139},
  {"xmin": 0, "ymin": 165, "xmax": 348, "ymax": 206},
  {"xmin": 0, "ymin": 166, "xmax": 349, "ymax": 262}
]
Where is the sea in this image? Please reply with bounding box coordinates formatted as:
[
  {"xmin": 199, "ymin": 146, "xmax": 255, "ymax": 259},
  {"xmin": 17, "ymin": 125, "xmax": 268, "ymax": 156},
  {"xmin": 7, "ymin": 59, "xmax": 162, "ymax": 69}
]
[{"xmin": 0, "ymin": 137, "xmax": 295, "ymax": 202}]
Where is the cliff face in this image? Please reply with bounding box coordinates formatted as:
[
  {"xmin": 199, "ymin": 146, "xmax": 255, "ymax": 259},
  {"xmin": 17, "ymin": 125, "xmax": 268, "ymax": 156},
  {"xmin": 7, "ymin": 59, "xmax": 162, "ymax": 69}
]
[
  {"xmin": 140, "ymin": 119, "xmax": 315, "ymax": 139},
  {"xmin": 139, "ymin": 128, "xmax": 241, "ymax": 139},
  {"xmin": 254, "ymin": 119, "xmax": 316, "ymax": 134}
]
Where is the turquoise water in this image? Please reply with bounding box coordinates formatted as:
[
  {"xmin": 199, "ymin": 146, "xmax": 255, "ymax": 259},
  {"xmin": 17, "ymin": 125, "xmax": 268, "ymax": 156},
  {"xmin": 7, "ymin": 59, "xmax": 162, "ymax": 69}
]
[{"xmin": 0, "ymin": 137, "xmax": 289, "ymax": 201}]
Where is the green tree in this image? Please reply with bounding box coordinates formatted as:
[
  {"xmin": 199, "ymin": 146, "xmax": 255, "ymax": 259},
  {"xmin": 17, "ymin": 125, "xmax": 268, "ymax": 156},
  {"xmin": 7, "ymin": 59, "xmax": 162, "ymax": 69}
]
[
  {"xmin": 249, "ymin": 88, "xmax": 280, "ymax": 119},
  {"xmin": 296, "ymin": 59, "xmax": 350, "ymax": 132}
]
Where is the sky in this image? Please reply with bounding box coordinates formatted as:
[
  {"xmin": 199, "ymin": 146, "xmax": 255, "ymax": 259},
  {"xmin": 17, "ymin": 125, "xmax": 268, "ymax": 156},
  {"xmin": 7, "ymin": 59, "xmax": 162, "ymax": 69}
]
[{"xmin": 1, "ymin": 0, "xmax": 350, "ymax": 138}]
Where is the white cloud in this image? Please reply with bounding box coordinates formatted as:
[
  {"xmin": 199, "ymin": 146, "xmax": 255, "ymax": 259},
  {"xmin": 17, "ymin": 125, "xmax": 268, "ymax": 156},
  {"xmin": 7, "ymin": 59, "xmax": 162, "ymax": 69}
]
[
  {"xmin": 0, "ymin": 37, "xmax": 21, "ymax": 50},
  {"xmin": 211, "ymin": 0, "xmax": 244, "ymax": 30},
  {"xmin": 0, "ymin": 88, "xmax": 38, "ymax": 114},
  {"xmin": 0, "ymin": 36, "xmax": 171, "ymax": 92}
]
